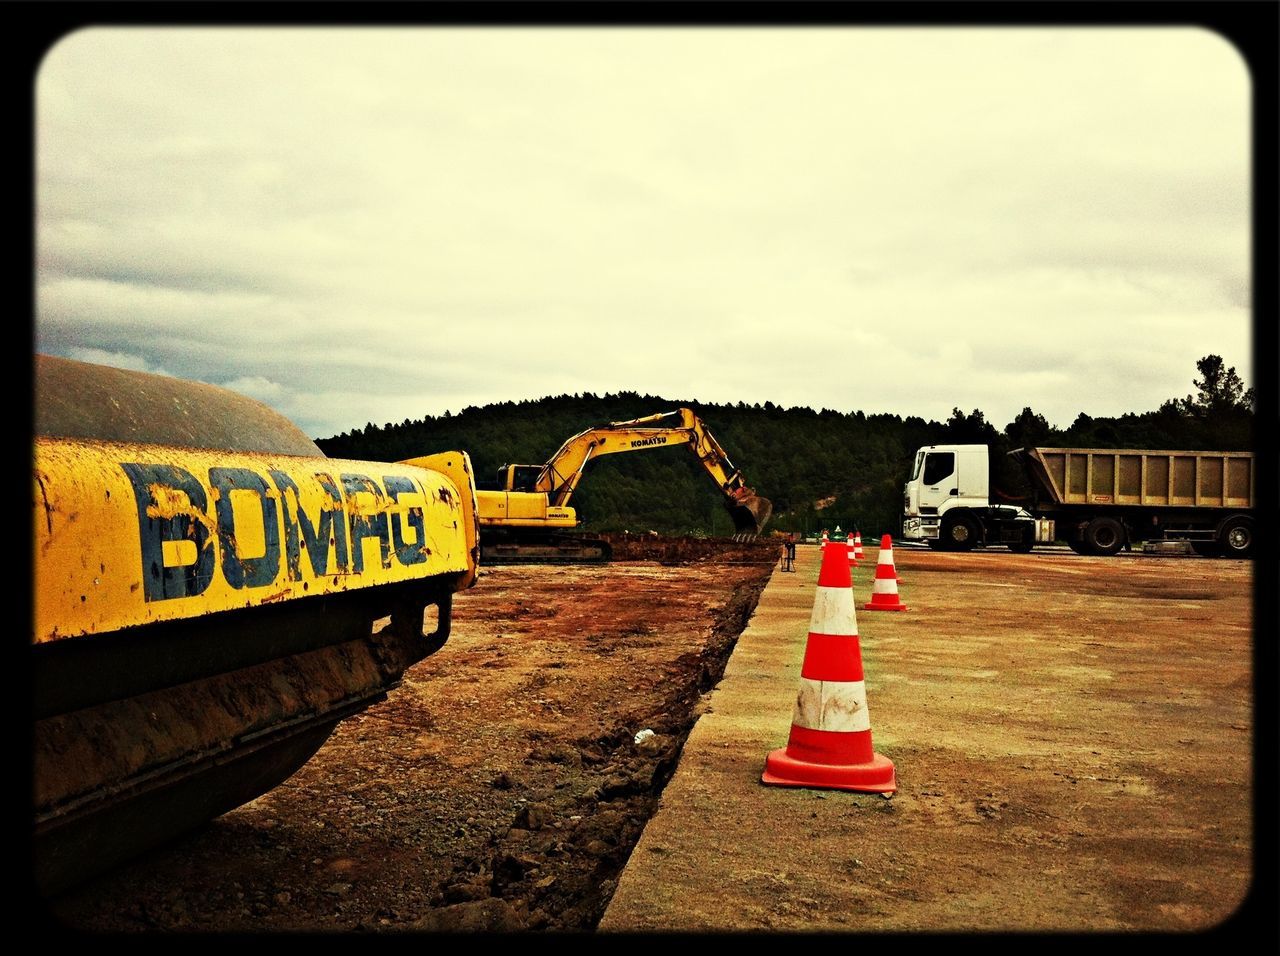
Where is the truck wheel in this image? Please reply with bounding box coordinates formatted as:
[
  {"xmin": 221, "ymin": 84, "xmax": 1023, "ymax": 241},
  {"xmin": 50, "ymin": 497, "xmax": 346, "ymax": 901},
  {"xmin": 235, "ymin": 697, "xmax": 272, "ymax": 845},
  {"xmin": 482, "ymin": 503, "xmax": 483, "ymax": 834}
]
[
  {"xmin": 1218, "ymin": 516, "xmax": 1254, "ymax": 559},
  {"xmin": 941, "ymin": 514, "xmax": 980, "ymax": 551},
  {"xmin": 1083, "ymin": 516, "xmax": 1125, "ymax": 556},
  {"xmin": 1008, "ymin": 527, "xmax": 1034, "ymax": 554}
]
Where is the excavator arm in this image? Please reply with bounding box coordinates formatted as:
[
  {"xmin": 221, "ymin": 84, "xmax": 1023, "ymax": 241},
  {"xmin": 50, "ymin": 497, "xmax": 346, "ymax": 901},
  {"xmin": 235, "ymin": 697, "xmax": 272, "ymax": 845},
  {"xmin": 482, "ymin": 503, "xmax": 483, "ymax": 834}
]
[{"xmin": 532, "ymin": 409, "xmax": 772, "ymax": 534}]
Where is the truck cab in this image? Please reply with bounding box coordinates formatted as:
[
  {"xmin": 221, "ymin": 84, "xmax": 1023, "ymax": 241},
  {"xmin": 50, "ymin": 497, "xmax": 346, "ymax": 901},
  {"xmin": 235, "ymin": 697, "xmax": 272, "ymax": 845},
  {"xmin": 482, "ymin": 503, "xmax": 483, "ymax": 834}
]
[
  {"xmin": 905, "ymin": 445, "xmax": 991, "ymax": 518},
  {"xmin": 903, "ymin": 444, "xmax": 1046, "ymax": 551}
]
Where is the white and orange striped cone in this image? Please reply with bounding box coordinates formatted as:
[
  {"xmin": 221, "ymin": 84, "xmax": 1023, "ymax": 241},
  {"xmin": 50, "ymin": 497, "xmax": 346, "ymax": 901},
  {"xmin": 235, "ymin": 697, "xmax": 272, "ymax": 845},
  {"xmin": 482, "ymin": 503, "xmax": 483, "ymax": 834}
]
[
  {"xmin": 853, "ymin": 531, "xmax": 864, "ymax": 563},
  {"xmin": 762, "ymin": 539, "xmax": 896, "ymax": 793},
  {"xmin": 846, "ymin": 532, "xmax": 859, "ymax": 567},
  {"xmin": 820, "ymin": 530, "xmax": 829, "ymax": 549},
  {"xmin": 864, "ymin": 535, "xmax": 908, "ymax": 611}
]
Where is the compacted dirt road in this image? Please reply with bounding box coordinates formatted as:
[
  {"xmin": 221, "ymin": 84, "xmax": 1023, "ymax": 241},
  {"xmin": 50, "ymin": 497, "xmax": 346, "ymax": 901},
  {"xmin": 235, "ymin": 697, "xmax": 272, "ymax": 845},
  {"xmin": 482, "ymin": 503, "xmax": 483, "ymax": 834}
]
[
  {"xmin": 43, "ymin": 537, "xmax": 1258, "ymax": 934},
  {"xmin": 600, "ymin": 542, "xmax": 1257, "ymax": 934}
]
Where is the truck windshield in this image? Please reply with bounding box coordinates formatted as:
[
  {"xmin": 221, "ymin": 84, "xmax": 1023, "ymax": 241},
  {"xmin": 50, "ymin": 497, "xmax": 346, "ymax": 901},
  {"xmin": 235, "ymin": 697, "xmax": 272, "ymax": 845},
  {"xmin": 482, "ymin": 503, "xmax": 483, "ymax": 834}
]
[{"xmin": 910, "ymin": 451, "xmax": 925, "ymax": 481}]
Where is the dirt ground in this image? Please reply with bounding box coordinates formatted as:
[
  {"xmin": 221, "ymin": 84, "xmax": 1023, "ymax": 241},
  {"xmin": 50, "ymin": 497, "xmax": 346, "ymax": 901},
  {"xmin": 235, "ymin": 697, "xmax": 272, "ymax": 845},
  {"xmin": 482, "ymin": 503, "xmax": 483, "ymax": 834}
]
[
  {"xmin": 44, "ymin": 535, "xmax": 780, "ymax": 933},
  {"xmin": 41, "ymin": 537, "xmax": 1259, "ymax": 934}
]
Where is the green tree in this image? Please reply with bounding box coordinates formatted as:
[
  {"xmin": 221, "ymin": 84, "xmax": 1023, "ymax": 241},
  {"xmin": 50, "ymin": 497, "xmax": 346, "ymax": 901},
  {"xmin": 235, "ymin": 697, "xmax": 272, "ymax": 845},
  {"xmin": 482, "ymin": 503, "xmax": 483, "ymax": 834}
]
[
  {"xmin": 943, "ymin": 408, "xmax": 998, "ymax": 445},
  {"xmin": 315, "ymin": 353, "xmax": 1254, "ymax": 538},
  {"xmin": 1158, "ymin": 354, "xmax": 1255, "ymax": 449},
  {"xmin": 1180, "ymin": 354, "xmax": 1251, "ymax": 416},
  {"xmin": 1004, "ymin": 407, "xmax": 1054, "ymax": 449}
]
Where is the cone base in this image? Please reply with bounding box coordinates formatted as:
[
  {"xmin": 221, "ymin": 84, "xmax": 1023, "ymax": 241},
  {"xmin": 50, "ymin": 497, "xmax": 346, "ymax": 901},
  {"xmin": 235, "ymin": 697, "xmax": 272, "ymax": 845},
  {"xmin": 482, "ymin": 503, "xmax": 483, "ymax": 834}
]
[
  {"xmin": 761, "ymin": 747, "xmax": 897, "ymax": 794},
  {"xmin": 863, "ymin": 601, "xmax": 908, "ymax": 611}
]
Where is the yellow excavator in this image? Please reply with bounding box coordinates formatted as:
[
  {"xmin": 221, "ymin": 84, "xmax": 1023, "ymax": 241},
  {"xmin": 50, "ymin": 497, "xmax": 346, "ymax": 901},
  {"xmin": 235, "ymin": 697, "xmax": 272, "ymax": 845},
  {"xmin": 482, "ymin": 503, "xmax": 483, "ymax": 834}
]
[
  {"xmin": 32, "ymin": 355, "xmax": 481, "ymax": 895},
  {"xmin": 455, "ymin": 408, "xmax": 772, "ymax": 562}
]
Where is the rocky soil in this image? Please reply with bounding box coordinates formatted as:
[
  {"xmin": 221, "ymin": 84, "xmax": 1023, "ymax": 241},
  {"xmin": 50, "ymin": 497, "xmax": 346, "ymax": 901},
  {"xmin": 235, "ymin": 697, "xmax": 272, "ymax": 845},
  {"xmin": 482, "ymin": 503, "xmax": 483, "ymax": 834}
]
[{"xmin": 45, "ymin": 536, "xmax": 783, "ymax": 933}]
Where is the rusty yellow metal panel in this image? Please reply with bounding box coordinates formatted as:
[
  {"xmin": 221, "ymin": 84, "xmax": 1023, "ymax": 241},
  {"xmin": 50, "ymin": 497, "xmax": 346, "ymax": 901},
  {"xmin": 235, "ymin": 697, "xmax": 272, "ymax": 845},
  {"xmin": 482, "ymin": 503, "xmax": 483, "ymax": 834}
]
[
  {"xmin": 1226, "ymin": 456, "xmax": 1253, "ymax": 506},
  {"xmin": 1116, "ymin": 454, "xmax": 1143, "ymax": 503},
  {"xmin": 472, "ymin": 489, "xmax": 578, "ymax": 528},
  {"xmin": 474, "ymin": 489, "xmax": 508, "ymax": 524},
  {"xmin": 1171, "ymin": 456, "xmax": 1197, "ymax": 505},
  {"xmin": 473, "ymin": 489, "xmax": 577, "ymax": 529},
  {"xmin": 1066, "ymin": 454, "xmax": 1087, "ymax": 501},
  {"xmin": 1200, "ymin": 456, "xmax": 1224, "ymax": 503},
  {"xmin": 34, "ymin": 437, "xmax": 477, "ymax": 643},
  {"xmin": 398, "ymin": 450, "xmax": 481, "ymax": 589},
  {"xmin": 1144, "ymin": 456, "xmax": 1170, "ymax": 501},
  {"xmin": 506, "ymin": 492, "xmax": 548, "ymax": 522},
  {"xmin": 1030, "ymin": 447, "xmax": 1255, "ymax": 509}
]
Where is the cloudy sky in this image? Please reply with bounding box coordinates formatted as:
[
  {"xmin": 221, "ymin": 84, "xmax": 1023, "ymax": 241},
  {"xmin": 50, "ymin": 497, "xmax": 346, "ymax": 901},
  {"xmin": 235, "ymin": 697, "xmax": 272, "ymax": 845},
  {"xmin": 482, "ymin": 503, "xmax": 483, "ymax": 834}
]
[{"xmin": 35, "ymin": 26, "xmax": 1251, "ymax": 439}]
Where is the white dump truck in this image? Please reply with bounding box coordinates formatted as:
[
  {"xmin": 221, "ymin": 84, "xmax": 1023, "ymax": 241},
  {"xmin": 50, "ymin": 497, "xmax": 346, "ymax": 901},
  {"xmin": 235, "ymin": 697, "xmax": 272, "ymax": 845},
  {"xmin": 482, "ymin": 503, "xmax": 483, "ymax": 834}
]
[{"xmin": 901, "ymin": 444, "xmax": 1256, "ymax": 558}]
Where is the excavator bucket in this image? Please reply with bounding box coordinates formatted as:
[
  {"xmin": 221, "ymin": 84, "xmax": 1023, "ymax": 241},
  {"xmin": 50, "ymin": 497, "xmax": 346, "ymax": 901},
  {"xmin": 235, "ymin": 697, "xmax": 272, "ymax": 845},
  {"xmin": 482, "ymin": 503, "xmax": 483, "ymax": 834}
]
[{"xmin": 725, "ymin": 493, "xmax": 772, "ymax": 536}]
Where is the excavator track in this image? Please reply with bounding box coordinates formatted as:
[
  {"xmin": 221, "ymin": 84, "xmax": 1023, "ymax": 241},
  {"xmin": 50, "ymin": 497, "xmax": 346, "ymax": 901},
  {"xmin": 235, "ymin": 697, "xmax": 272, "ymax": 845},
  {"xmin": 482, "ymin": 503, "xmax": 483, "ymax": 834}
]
[{"xmin": 480, "ymin": 530, "xmax": 612, "ymax": 564}]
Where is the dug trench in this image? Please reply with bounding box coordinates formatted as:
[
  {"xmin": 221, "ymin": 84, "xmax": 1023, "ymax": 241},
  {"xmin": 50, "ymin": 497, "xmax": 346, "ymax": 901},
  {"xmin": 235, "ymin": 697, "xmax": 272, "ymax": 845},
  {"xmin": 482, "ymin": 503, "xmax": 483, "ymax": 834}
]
[{"xmin": 45, "ymin": 536, "xmax": 782, "ymax": 933}]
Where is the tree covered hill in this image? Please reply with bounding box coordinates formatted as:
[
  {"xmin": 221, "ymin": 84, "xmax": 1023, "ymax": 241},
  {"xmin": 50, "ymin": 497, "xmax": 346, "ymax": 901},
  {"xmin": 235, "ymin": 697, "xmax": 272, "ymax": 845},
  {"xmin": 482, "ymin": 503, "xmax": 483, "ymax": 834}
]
[{"xmin": 316, "ymin": 356, "xmax": 1254, "ymax": 540}]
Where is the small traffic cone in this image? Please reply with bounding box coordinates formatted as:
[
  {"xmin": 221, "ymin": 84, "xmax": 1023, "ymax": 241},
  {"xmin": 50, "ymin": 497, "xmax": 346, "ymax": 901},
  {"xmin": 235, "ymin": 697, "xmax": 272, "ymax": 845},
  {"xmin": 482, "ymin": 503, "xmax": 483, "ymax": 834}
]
[
  {"xmin": 846, "ymin": 532, "xmax": 859, "ymax": 567},
  {"xmin": 820, "ymin": 530, "xmax": 829, "ymax": 549},
  {"xmin": 853, "ymin": 531, "xmax": 864, "ymax": 563},
  {"xmin": 864, "ymin": 535, "xmax": 908, "ymax": 611},
  {"xmin": 762, "ymin": 539, "xmax": 896, "ymax": 793}
]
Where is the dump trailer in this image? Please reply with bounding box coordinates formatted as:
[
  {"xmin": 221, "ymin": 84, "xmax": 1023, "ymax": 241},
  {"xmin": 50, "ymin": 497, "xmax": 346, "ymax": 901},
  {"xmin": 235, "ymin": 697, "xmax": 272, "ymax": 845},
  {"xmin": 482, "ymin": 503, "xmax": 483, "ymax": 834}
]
[
  {"xmin": 472, "ymin": 408, "xmax": 771, "ymax": 563},
  {"xmin": 32, "ymin": 355, "xmax": 481, "ymax": 895},
  {"xmin": 901, "ymin": 443, "xmax": 1256, "ymax": 557}
]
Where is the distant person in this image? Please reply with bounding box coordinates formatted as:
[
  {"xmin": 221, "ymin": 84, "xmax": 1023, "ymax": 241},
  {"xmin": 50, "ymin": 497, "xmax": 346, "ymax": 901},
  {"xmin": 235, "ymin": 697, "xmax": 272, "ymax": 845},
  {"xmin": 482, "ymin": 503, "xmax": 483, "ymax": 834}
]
[{"xmin": 782, "ymin": 533, "xmax": 796, "ymax": 572}]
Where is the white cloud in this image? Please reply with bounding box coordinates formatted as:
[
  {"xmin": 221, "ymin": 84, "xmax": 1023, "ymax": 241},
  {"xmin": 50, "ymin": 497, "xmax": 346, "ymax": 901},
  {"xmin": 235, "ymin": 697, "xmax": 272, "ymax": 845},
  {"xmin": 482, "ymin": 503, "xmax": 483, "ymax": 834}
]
[
  {"xmin": 220, "ymin": 376, "xmax": 286, "ymax": 403},
  {"xmin": 65, "ymin": 346, "xmax": 172, "ymax": 377},
  {"xmin": 35, "ymin": 26, "xmax": 1252, "ymax": 439}
]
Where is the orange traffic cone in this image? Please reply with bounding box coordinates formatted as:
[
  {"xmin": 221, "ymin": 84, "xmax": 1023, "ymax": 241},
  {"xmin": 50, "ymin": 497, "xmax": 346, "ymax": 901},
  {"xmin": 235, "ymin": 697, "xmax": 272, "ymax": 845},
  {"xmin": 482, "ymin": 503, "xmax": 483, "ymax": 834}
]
[
  {"xmin": 820, "ymin": 530, "xmax": 829, "ymax": 549},
  {"xmin": 853, "ymin": 531, "xmax": 864, "ymax": 563},
  {"xmin": 846, "ymin": 532, "xmax": 858, "ymax": 567},
  {"xmin": 864, "ymin": 535, "xmax": 908, "ymax": 611},
  {"xmin": 762, "ymin": 538, "xmax": 896, "ymax": 793}
]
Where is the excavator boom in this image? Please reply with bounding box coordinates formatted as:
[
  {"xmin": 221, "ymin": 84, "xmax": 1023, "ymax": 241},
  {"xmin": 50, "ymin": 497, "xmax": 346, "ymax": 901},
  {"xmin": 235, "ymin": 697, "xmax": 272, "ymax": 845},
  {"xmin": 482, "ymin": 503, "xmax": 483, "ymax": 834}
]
[
  {"xmin": 536, "ymin": 409, "xmax": 771, "ymax": 534},
  {"xmin": 468, "ymin": 408, "xmax": 771, "ymax": 562}
]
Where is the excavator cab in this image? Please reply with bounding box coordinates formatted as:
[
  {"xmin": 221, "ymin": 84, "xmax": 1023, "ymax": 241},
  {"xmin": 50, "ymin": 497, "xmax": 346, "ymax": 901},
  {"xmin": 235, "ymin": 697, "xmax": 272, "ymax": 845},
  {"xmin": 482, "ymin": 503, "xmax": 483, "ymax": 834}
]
[{"xmin": 497, "ymin": 464, "xmax": 543, "ymax": 493}]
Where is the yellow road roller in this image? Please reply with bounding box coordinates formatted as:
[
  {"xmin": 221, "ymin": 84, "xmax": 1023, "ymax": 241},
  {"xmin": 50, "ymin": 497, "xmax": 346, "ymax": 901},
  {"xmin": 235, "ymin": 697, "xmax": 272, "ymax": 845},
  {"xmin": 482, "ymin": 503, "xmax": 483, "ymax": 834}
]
[{"xmin": 32, "ymin": 355, "xmax": 480, "ymax": 895}]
